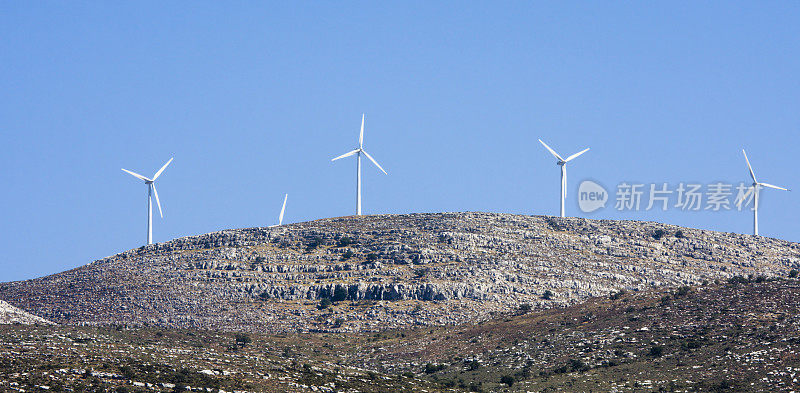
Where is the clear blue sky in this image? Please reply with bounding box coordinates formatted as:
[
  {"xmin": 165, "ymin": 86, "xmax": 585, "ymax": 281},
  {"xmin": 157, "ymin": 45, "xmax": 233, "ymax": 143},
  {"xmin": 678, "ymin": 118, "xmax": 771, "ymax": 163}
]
[{"xmin": 1, "ymin": 2, "xmax": 798, "ymax": 282}]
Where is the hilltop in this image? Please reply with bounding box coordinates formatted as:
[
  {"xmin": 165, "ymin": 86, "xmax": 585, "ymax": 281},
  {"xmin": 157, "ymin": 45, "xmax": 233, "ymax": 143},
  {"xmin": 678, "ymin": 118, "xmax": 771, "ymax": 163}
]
[{"xmin": 0, "ymin": 212, "xmax": 797, "ymax": 332}]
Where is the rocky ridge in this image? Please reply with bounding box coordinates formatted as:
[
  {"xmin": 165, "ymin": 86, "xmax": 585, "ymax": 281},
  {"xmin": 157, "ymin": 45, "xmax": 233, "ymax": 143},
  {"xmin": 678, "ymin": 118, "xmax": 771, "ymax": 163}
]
[{"xmin": 0, "ymin": 213, "xmax": 797, "ymax": 332}]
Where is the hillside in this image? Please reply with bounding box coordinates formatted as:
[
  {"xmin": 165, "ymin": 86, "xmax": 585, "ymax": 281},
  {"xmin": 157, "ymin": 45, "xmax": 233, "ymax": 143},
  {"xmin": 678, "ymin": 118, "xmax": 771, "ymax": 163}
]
[
  {"xmin": 2, "ymin": 279, "xmax": 799, "ymax": 392},
  {"xmin": 0, "ymin": 213, "xmax": 797, "ymax": 332}
]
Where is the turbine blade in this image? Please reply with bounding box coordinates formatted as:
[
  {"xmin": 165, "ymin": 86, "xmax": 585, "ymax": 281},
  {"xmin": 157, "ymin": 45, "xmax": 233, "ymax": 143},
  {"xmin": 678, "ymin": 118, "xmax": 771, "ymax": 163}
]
[
  {"xmin": 361, "ymin": 150, "xmax": 387, "ymax": 175},
  {"xmin": 736, "ymin": 186, "xmax": 755, "ymax": 208},
  {"xmin": 121, "ymin": 168, "xmax": 151, "ymax": 182},
  {"xmin": 332, "ymin": 149, "xmax": 360, "ymax": 161},
  {"xmin": 742, "ymin": 149, "xmax": 757, "ymax": 183},
  {"xmin": 538, "ymin": 139, "xmax": 564, "ymax": 161},
  {"xmin": 759, "ymin": 182, "xmax": 789, "ymax": 191},
  {"xmin": 152, "ymin": 157, "xmax": 173, "ymax": 180},
  {"xmin": 279, "ymin": 194, "xmax": 288, "ymax": 225},
  {"xmin": 565, "ymin": 148, "xmax": 590, "ymax": 162},
  {"xmin": 152, "ymin": 183, "xmax": 163, "ymax": 218},
  {"xmin": 359, "ymin": 113, "xmax": 365, "ymax": 149}
]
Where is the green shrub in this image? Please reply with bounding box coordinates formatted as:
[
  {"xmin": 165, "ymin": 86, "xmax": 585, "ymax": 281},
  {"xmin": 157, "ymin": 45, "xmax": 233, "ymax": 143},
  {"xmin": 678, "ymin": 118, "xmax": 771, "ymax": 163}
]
[
  {"xmin": 683, "ymin": 340, "xmax": 702, "ymax": 350},
  {"xmin": 500, "ymin": 375, "xmax": 515, "ymax": 386},
  {"xmin": 424, "ymin": 363, "xmax": 447, "ymax": 374},
  {"xmin": 675, "ymin": 286, "xmax": 691, "ymax": 297},
  {"xmin": 649, "ymin": 345, "xmax": 664, "ymax": 357},
  {"xmin": 234, "ymin": 333, "xmax": 251, "ymax": 347},
  {"xmin": 341, "ymin": 249, "xmax": 354, "ymax": 260},
  {"xmin": 336, "ymin": 236, "xmax": 353, "ymax": 247},
  {"xmin": 541, "ymin": 290, "xmax": 553, "ymax": 300},
  {"xmin": 569, "ymin": 358, "xmax": 589, "ymax": 372},
  {"xmin": 675, "ymin": 230, "xmax": 685, "ymax": 238},
  {"xmin": 727, "ymin": 276, "xmax": 749, "ymax": 285},
  {"xmin": 305, "ymin": 237, "xmax": 323, "ymax": 252},
  {"xmin": 318, "ymin": 298, "xmax": 332, "ymax": 309},
  {"xmin": 332, "ymin": 287, "xmax": 348, "ymax": 302},
  {"xmin": 652, "ymin": 229, "xmax": 665, "ymax": 240}
]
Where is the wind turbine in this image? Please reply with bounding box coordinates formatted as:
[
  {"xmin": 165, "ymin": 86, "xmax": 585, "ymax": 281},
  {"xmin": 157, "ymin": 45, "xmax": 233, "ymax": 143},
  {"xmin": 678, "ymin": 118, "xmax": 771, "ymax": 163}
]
[
  {"xmin": 331, "ymin": 114, "xmax": 387, "ymax": 216},
  {"xmin": 737, "ymin": 149, "xmax": 789, "ymax": 236},
  {"xmin": 538, "ymin": 139, "xmax": 589, "ymax": 218},
  {"xmin": 269, "ymin": 194, "xmax": 288, "ymax": 227},
  {"xmin": 121, "ymin": 158, "xmax": 173, "ymax": 245}
]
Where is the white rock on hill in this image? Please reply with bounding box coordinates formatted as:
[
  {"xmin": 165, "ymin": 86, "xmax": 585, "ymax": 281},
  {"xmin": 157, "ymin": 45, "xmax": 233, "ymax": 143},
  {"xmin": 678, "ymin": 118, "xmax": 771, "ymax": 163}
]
[{"xmin": 0, "ymin": 299, "xmax": 54, "ymax": 325}]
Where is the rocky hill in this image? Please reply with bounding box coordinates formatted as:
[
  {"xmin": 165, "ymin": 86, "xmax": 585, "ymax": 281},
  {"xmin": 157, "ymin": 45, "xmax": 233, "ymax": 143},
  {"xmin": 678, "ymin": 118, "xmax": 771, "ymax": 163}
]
[
  {"xmin": 0, "ymin": 213, "xmax": 797, "ymax": 332},
  {"xmin": 0, "ymin": 299, "xmax": 53, "ymax": 325}
]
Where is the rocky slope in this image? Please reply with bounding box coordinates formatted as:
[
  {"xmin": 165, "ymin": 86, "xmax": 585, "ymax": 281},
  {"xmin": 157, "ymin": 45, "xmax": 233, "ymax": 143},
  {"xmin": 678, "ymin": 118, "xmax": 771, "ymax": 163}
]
[
  {"xmin": 3, "ymin": 279, "xmax": 800, "ymax": 392},
  {"xmin": 0, "ymin": 300, "xmax": 53, "ymax": 325},
  {"xmin": 0, "ymin": 213, "xmax": 797, "ymax": 332}
]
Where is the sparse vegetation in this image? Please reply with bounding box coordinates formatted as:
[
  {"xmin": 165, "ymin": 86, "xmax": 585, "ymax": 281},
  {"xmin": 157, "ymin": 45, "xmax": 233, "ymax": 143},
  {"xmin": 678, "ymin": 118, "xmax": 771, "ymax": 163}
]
[{"xmin": 541, "ymin": 290, "xmax": 553, "ymax": 300}]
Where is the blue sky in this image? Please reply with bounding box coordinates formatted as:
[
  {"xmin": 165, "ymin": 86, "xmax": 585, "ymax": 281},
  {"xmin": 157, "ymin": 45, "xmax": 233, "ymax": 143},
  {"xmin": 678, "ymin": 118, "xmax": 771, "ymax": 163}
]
[{"xmin": 1, "ymin": 2, "xmax": 798, "ymax": 282}]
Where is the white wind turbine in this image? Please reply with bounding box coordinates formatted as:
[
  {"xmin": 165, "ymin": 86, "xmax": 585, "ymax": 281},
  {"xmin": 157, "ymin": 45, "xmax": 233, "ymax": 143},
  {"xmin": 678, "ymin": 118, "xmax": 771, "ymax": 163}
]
[
  {"xmin": 331, "ymin": 114, "xmax": 387, "ymax": 216},
  {"xmin": 269, "ymin": 194, "xmax": 288, "ymax": 227},
  {"xmin": 121, "ymin": 158, "xmax": 173, "ymax": 245},
  {"xmin": 538, "ymin": 139, "xmax": 590, "ymax": 218},
  {"xmin": 737, "ymin": 149, "xmax": 790, "ymax": 236}
]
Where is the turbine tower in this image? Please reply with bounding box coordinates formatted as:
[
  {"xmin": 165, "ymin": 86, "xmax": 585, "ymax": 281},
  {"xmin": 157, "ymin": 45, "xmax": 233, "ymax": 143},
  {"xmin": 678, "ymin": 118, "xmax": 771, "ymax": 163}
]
[
  {"xmin": 121, "ymin": 157, "xmax": 173, "ymax": 245},
  {"xmin": 737, "ymin": 149, "xmax": 789, "ymax": 236},
  {"xmin": 331, "ymin": 114, "xmax": 387, "ymax": 216},
  {"xmin": 538, "ymin": 139, "xmax": 589, "ymax": 218}
]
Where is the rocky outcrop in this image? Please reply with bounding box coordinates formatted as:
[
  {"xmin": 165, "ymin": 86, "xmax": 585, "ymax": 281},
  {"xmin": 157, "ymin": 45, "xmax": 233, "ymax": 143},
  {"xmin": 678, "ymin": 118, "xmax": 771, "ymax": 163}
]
[
  {"xmin": 0, "ymin": 299, "xmax": 54, "ymax": 325},
  {"xmin": 0, "ymin": 213, "xmax": 797, "ymax": 332}
]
